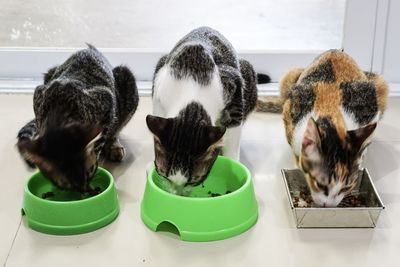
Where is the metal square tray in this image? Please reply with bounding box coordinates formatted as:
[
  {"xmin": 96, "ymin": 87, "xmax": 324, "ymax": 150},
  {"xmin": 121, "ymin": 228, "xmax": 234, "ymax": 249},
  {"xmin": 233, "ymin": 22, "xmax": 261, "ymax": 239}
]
[{"xmin": 281, "ymin": 168, "xmax": 384, "ymax": 228}]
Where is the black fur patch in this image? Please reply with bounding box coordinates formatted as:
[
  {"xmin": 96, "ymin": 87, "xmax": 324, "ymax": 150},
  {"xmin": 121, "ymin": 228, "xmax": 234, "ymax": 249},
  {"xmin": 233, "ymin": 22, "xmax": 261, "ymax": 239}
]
[
  {"xmin": 364, "ymin": 71, "xmax": 376, "ymax": 79},
  {"xmin": 240, "ymin": 59, "xmax": 258, "ymax": 117},
  {"xmin": 256, "ymin": 73, "xmax": 271, "ymax": 84},
  {"xmin": 301, "ymin": 60, "xmax": 335, "ymax": 84},
  {"xmin": 170, "ymin": 44, "xmax": 215, "ymax": 86},
  {"xmin": 112, "ymin": 65, "xmax": 139, "ymax": 127},
  {"xmin": 340, "ymin": 81, "xmax": 378, "ymax": 125},
  {"xmin": 316, "ymin": 117, "xmax": 357, "ymax": 178},
  {"xmin": 17, "ymin": 119, "xmax": 37, "ymax": 140},
  {"xmin": 163, "ymin": 102, "xmax": 213, "ymax": 155},
  {"xmin": 155, "ymin": 102, "xmax": 222, "ymax": 184},
  {"xmin": 289, "ymin": 83, "xmax": 316, "ymax": 124}
]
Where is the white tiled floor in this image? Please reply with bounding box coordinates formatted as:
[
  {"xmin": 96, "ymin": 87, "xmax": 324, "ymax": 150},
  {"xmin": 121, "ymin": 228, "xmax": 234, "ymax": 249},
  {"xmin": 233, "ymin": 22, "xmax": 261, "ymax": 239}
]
[{"xmin": 1, "ymin": 95, "xmax": 400, "ymax": 267}]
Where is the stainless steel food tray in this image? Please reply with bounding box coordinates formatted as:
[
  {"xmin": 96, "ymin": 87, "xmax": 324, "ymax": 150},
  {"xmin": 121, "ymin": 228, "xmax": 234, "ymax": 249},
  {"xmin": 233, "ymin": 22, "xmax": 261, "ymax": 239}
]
[{"xmin": 281, "ymin": 168, "xmax": 384, "ymax": 228}]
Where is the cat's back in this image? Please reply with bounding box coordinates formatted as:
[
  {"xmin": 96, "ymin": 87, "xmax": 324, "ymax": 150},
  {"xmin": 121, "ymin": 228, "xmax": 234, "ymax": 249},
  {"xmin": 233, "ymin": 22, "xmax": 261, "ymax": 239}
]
[
  {"xmin": 33, "ymin": 45, "xmax": 116, "ymax": 126},
  {"xmin": 295, "ymin": 50, "xmax": 380, "ymax": 126},
  {"xmin": 297, "ymin": 49, "xmax": 366, "ymax": 85},
  {"xmin": 286, "ymin": 50, "xmax": 384, "ymax": 154},
  {"xmin": 50, "ymin": 44, "xmax": 114, "ymax": 88},
  {"xmin": 170, "ymin": 27, "xmax": 238, "ymax": 68},
  {"xmin": 153, "ymin": 27, "xmax": 230, "ymax": 122},
  {"xmin": 153, "ymin": 62, "xmax": 224, "ymax": 123}
]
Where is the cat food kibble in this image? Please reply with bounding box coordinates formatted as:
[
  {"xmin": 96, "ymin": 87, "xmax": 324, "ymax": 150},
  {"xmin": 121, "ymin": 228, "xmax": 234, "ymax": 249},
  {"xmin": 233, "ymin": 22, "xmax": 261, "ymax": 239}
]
[
  {"xmin": 292, "ymin": 189, "xmax": 366, "ymax": 208},
  {"xmin": 41, "ymin": 191, "xmax": 55, "ymax": 199}
]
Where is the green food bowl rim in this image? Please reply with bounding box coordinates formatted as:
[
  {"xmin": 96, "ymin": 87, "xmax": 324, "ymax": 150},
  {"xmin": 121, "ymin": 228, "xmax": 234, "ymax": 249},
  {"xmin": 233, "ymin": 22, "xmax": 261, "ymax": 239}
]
[
  {"xmin": 24, "ymin": 167, "xmax": 115, "ymax": 204},
  {"xmin": 147, "ymin": 156, "xmax": 252, "ymax": 200}
]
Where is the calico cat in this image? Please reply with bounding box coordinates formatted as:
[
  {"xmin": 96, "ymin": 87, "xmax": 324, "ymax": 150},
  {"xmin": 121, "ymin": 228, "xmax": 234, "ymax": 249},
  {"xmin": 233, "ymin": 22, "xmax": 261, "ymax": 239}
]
[
  {"xmin": 257, "ymin": 49, "xmax": 388, "ymax": 207},
  {"xmin": 146, "ymin": 27, "xmax": 260, "ymax": 195},
  {"xmin": 17, "ymin": 44, "xmax": 139, "ymax": 192}
]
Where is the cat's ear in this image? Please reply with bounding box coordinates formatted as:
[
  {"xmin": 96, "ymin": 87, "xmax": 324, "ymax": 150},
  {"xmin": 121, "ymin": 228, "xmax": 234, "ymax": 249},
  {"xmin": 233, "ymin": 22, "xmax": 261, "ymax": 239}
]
[
  {"xmin": 204, "ymin": 126, "xmax": 226, "ymax": 147},
  {"xmin": 82, "ymin": 125, "xmax": 103, "ymax": 153},
  {"xmin": 302, "ymin": 118, "xmax": 322, "ymax": 162},
  {"xmin": 348, "ymin": 122, "xmax": 377, "ymax": 151},
  {"xmin": 146, "ymin": 115, "xmax": 171, "ymax": 141}
]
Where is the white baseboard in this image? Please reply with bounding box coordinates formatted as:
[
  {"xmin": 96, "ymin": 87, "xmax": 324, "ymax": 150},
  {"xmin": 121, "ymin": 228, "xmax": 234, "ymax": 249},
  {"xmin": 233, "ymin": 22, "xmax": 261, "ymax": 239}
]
[
  {"xmin": 0, "ymin": 79, "xmax": 279, "ymax": 96},
  {"xmin": 0, "ymin": 79, "xmax": 398, "ymax": 97}
]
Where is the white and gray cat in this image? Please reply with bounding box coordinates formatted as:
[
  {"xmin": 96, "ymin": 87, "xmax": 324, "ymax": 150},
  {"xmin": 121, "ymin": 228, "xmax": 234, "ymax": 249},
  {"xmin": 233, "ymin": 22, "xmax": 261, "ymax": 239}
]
[{"xmin": 146, "ymin": 27, "xmax": 267, "ymax": 195}]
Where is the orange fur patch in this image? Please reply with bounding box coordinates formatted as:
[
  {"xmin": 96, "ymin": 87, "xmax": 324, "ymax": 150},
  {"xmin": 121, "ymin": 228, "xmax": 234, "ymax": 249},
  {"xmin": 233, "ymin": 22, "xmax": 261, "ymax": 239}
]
[
  {"xmin": 313, "ymin": 83, "xmax": 347, "ymax": 142},
  {"xmin": 367, "ymin": 74, "xmax": 389, "ymax": 115},
  {"xmin": 329, "ymin": 52, "xmax": 365, "ymax": 82},
  {"xmin": 282, "ymin": 100, "xmax": 294, "ymax": 145},
  {"xmin": 279, "ymin": 68, "xmax": 304, "ymax": 100},
  {"xmin": 335, "ymin": 162, "xmax": 349, "ymax": 183}
]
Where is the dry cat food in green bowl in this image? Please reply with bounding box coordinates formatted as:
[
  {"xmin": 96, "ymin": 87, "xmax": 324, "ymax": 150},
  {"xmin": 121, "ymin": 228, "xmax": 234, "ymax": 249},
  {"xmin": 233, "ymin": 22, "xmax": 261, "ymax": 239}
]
[
  {"xmin": 141, "ymin": 156, "xmax": 258, "ymax": 242},
  {"xmin": 22, "ymin": 167, "xmax": 119, "ymax": 235}
]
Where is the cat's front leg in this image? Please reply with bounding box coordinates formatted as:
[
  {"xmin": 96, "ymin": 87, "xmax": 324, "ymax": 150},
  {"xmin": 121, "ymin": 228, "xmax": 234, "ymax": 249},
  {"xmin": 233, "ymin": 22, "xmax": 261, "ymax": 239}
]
[
  {"xmin": 17, "ymin": 119, "xmax": 38, "ymax": 168},
  {"xmin": 103, "ymin": 138, "xmax": 125, "ymax": 162},
  {"xmin": 222, "ymin": 125, "xmax": 242, "ymax": 161}
]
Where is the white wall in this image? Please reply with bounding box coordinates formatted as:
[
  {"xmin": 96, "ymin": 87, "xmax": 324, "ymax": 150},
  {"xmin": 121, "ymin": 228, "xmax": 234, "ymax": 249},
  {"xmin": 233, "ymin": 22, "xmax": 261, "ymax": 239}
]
[{"xmin": 382, "ymin": 0, "xmax": 400, "ymax": 82}]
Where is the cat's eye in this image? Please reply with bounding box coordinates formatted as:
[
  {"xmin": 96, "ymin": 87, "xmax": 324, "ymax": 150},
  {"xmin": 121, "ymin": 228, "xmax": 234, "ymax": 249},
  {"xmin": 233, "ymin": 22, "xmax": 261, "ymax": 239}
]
[
  {"xmin": 339, "ymin": 186, "xmax": 352, "ymax": 195},
  {"xmin": 315, "ymin": 181, "xmax": 329, "ymax": 195}
]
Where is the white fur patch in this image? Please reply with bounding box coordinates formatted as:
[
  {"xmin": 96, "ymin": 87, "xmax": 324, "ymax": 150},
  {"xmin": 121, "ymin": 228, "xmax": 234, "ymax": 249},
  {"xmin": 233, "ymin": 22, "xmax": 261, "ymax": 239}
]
[
  {"xmin": 153, "ymin": 65, "xmax": 224, "ymax": 123},
  {"xmin": 371, "ymin": 110, "xmax": 381, "ymax": 124},
  {"xmin": 168, "ymin": 170, "xmax": 188, "ymax": 186},
  {"xmin": 292, "ymin": 112, "xmax": 318, "ymax": 156},
  {"xmin": 340, "ymin": 107, "xmax": 360, "ymax": 131},
  {"xmin": 312, "ymin": 182, "xmax": 345, "ymax": 207},
  {"xmin": 223, "ymin": 125, "xmax": 242, "ymax": 160},
  {"xmin": 85, "ymin": 132, "xmax": 102, "ymax": 155}
]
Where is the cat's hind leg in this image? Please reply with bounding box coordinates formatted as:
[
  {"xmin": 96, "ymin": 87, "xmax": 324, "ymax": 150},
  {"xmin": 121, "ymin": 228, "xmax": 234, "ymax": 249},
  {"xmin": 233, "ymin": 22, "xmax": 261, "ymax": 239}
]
[
  {"xmin": 257, "ymin": 68, "xmax": 304, "ymax": 113},
  {"xmin": 239, "ymin": 59, "xmax": 258, "ymax": 118},
  {"xmin": 103, "ymin": 66, "xmax": 139, "ymax": 162},
  {"xmin": 222, "ymin": 125, "xmax": 243, "ymax": 161},
  {"xmin": 17, "ymin": 119, "xmax": 37, "ymax": 168},
  {"xmin": 280, "ymin": 68, "xmax": 304, "ymax": 100},
  {"xmin": 364, "ymin": 72, "xmax": 389, "ymax": 116}
]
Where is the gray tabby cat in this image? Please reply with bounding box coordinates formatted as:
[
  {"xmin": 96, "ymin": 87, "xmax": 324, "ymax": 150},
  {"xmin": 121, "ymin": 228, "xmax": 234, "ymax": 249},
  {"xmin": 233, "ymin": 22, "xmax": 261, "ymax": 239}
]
[
  {"xmin": 146, "ymin": 27, "xmax": 262, "ymax": 195},
  {"xmin": 17, "ymin": 44, "xmax": 139, "ymax": 193}
]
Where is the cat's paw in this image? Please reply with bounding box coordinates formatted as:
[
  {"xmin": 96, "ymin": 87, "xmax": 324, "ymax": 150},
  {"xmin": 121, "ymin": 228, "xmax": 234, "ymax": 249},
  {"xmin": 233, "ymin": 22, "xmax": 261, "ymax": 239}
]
[
  {"xmin": 219, "ymin": 109, "xmax": 242, "ymax": 127},
  {"xmin": 104, "ymin": 141, "xmax": 125, "ymax": 162},
  {"xmin": 218, "ymin": 109, "xmax": 232, "ymax": 126}
]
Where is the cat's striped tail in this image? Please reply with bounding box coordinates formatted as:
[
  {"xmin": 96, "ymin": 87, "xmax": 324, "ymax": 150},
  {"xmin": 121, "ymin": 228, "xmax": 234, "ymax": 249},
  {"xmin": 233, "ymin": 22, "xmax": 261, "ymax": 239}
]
[
  {"xmin": 255, "ymin": 73, "xmax": 283, "ymax": 113},
  {"xmin": 17, "ymin": 119, "xmax": 37, "ymax": 168},
  {"xmin": 257, "ymin": 73, "xmax": 271, "ymax": 84},
  {"xmin": 256, "ymin": 96, "xmax": 283, "ymax": 113}
]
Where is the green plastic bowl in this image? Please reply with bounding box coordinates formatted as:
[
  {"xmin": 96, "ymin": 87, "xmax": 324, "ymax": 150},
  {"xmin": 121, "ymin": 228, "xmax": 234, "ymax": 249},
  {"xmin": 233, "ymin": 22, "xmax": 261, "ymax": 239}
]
[
  {"xmin": 22, "ymin": 167, "xmax": 119, "ymax": 235},
  {"xmin": 141, "ymin": 156, "xmax": 258, "ymax": 242}
]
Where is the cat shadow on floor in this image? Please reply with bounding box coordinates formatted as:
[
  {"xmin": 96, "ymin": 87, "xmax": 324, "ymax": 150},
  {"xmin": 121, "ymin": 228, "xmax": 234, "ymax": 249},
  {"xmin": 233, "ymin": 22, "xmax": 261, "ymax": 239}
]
[
  {"xmin": 240, "ymin": 140, "xmax": 294, "ymax": 175},
  {"xmin": 364, "ymin": 140, "xmax": 400, "ymax": 182}
]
